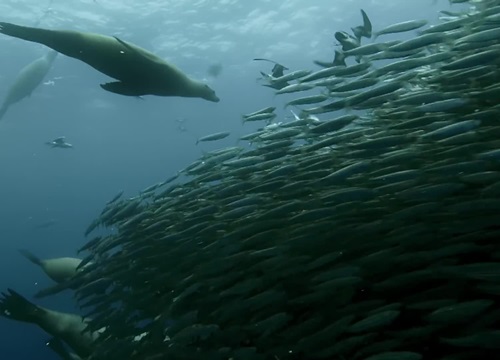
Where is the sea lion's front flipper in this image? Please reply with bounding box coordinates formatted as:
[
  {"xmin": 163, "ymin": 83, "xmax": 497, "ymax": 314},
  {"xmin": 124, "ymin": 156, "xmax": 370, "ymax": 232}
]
[
  {"xmin": 113, "ymin": 36, "xmax": 136, "ymax": 53},
  {"xmin": 100, "ymin": 81, "xmax": 144, "ymax": 96},
  {"xmin": 46, "ymin": 337, "xmax": 77, "ymax": 360},
  {"xmin": 34, "ymin": 282, "xmax": 71, "ymax": 299},
  {"xmin": 113, "ymin": 36, "xmax": 162, "ymax": 65}
]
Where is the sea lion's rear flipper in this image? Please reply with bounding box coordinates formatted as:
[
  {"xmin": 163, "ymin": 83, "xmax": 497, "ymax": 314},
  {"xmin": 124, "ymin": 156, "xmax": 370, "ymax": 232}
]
[
  {"xmin": 100, "ymin": 81, "xmax": 144, "ymax": 96},
  {"xmin": 18, "ymin": 249, "xmax": 43, "ymax": 267},
  {"xmin": 0, "ymin": 22, "xmax": 26, "ymax": 38},
  {"xmin": 0, "ymin": 288, "xmax": 41, "ymax": 323},
  {"xmin": 46, "ymin": 337, "xmax": 80, "ymax": 360},
  {"xmin": 0, "ymin": 22, "xmax": 50, "ymax": 45}
]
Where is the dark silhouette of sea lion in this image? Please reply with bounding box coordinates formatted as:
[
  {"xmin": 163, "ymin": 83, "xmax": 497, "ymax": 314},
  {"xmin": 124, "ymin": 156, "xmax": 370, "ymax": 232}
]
[{"xmin": 0, "ymin": 22, "xmax": 219, "ymax": 102}]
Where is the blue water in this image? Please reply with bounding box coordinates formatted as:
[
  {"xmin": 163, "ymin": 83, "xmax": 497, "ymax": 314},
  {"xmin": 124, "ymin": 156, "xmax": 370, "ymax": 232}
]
[{"xmin": 0, "ymin": 0, "xmax": 468, "ymax": 358}]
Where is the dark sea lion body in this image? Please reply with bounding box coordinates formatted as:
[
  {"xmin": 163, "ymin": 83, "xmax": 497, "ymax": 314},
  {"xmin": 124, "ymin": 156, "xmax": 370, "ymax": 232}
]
[{"xmin": 0, "ymin": 22, "xmax": 219, "ymax": 102}]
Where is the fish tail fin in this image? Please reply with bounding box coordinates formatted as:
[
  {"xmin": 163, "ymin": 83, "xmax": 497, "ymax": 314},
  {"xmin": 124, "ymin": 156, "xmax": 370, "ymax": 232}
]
[
  {"xmin": 18, "ymin": 249, "xmax": 43, "ymax": 267},
  {"xmin": 360, "ymin": 9, "xmax": 372, "ymax": 38},
  {"xmin": 289, "ymin": 109, "xmax": 300, "ymax": 121},
  {"xmin": 0, "ymin": 289, "xmax": 42, "ymax": 323},
  {"xmin": 333, "ymin": 50, "xmax": 346, "ymax": 67}
]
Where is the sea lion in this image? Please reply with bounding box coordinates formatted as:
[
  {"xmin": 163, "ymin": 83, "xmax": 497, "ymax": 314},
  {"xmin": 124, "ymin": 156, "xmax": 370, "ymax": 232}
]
[
  {"xmin": 0, "ymin": 22, "xmax": 220, "ymax": 102},
  {"xmin": 0, "ymin": 49, "xmax": 57, "ymax": 121},
  {"xmin": 18, "ymin": 249, "xmax": 82, "ymax": 284},
  {"xmin": 0, "ymin": 289, "xmax": 101, "ymax": 358}
]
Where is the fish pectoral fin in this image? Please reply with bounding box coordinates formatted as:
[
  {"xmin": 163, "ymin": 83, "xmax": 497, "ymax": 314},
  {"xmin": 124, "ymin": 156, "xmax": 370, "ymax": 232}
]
[{"xmin": 100, "ymin": 81, "xmax": 144, "ymax": 96}]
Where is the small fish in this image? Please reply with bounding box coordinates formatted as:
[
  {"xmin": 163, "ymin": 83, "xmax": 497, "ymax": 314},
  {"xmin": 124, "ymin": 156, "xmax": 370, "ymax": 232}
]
[
  {"xmin": 387, "ymin": 33, "xmax": 447, "ymax": 52},
  {"xmin": 285, "ymin": 94, "xmax": 328, "ymax": 108},
  {"xmin": 415, "ymin": 98, "xmax": 469, "ymax": 113},
  {"xmin": 421, "ymin": 119, "xmax": 481, "ymax": 140},
  {"xmin": 348, "ymin": 310, "xmax": 400, "ymax": 333},
  {"xmin": 196, "ymin": 132, "xmax": 230, "ymax": 145},
  {"xmin": 441, "ymin": 49, "xmax": 500, "ymax": 71},
  {"xmin": 374, "ymin": 20, "xmax": 428, "ymax": 39},
  {"xmin": 345, "ymin": 80, "xmax": 404, "ymax": 107},
  {"xmin": 223, "ymin": 156, "xmax": 265, "ymax": 167},
  {"xmin": 260, "ymin": 128, "xmax": 302, "ymax": 141},
  {"xmin": 242, "ymin": 112, "xmax": 276, "ymax": 124},
  {"xmin": 269, "ymin": 69, "xmax": 312, "ymax": 84},
  {"xmin": 456, "ymin": 28, "xmax": 500, "ymax": 44},
  {"xmin": 276, "ymin": 83, "xmax": 315, "ymax": 95},
  {"xmin": 242, "ymin": 106, "xmax": 276, "ymax": 119},
  {"xmin": 329, "ymin": 78, "xmax": 379, "ymax": 92},
  {"xmin": 309, "ymin": 114, "xmax": 358, "ymax": 134},
  {"xmin": 420, "ymin": 17, "xmax": 468, "ymax": 34},
  {"xmin": 106, "ymin": 190, "xmax": 124, "ymax": 205}
]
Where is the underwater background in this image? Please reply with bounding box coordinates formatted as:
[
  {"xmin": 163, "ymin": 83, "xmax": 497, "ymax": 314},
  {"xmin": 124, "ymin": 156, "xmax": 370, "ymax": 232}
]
[{"xmin": 0, "ymin": 0, "xmax": 485, "ymax": 359}]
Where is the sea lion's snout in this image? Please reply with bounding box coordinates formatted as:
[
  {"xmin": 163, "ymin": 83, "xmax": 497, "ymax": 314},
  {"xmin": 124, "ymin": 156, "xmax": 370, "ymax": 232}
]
[{"xmin": 202, "ymin": 84, "xmax": 220, "ymax": 102}]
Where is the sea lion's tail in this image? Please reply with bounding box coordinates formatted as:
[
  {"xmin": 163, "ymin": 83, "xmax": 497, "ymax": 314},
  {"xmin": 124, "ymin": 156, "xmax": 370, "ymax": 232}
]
[
  {"xmin": 18, "ymin": 249, "xmax": 44, "ymax": 267},
  {"xmin": 0, "ymin": 288, "xmax": 42, "ymax": 323}
]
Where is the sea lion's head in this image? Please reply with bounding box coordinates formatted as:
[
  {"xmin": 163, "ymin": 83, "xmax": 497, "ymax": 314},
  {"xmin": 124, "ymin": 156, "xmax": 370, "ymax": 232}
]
[
  {"xmin": 197, "ymin": 84, "xmax": 220, "ymax": 102},
  {"xmin": 200, "ymin": 84, "xmax": 220, "ymax": 102}
]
